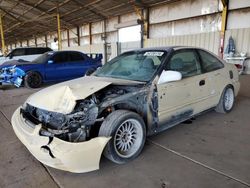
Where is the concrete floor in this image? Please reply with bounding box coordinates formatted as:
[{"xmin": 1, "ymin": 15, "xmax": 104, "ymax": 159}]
[{"xmin": 0, "ymin": 76, "xmax": 250, "ymax": 188}]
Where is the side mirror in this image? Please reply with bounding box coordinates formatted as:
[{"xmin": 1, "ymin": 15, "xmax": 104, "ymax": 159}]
[
  {"xmin": 48, "ymin": 60, "xmax": 54, "ymax": 64},
  {"xmin": 157, "ymin": 70, "xmax": 182, "ymax": 85}
]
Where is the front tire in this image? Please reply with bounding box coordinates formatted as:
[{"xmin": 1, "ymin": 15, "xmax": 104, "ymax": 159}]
[
  {"xmin": 215, "ymin": 86, "xmax": 235, "ymax": 113},
  {"xmin": 99, "ymin": 110, "xmax": 146, "ymax": 164},
  {"xmin": 24, "ymin": 71, "xmax": 42, "ymax": 88}
]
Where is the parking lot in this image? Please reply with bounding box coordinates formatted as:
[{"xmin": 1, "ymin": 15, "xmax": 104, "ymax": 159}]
[{"xmin": 0, "ymin": 75, "xmax": 249, "ymax": 188}]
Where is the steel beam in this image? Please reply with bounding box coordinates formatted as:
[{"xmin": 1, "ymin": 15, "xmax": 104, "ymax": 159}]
[
  {"xmin": 67, "ymin": 29, "xmax": 70, "ymax": 47},
  {"xmin": 0, "ymin": 13, "xmax": 6, "ymax": 55},
  {"xmin": 35, "ymin": 36, "xmax": 37, "ymax": 47},
  {"xmin": 57, "ymin": 12, "xmax": 62, "ymax": 50},
  {"xmin": 219, "ymin": 0, "xmax": 229, "ymax": 57},
  {"xmin": 221, "ymin": 0, "xmax": 228, "ymax": 34},
  {"xmin": 143, "ymin": 8, "xmax": 149, "ymax": 39},
  {"xmin": 45, "ymin": 34, "xmax": 48, "ymax": 47},
  {"xmin": 89, "ymin": 23, "xmax": 92, "ymax": 45},
  {"xmin": 221, "ymin": 0, "xmax": 228, "ymax": 7},
  {"xmin": 103, "ymin": 19, "xmax": 107, "ymax": 63},
  {"xmin": 76, "ymin": 26, "xmax": 80, "ymax": 46}
]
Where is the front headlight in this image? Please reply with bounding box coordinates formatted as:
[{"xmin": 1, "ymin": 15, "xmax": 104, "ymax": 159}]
[
  {"xmin": 6, "ymin": 66, "xmax": 16, "ymax": 73},
  {"xmin": 2, "ymin": 66, "xmax": 15, "ymax": 74},
  {"xmin": 9, "ymin": 68, "xmax": 16, "ymax": 73},
  {"xmin": 22, "ymin": 102, "xmax": 28, "ymax": 110}
]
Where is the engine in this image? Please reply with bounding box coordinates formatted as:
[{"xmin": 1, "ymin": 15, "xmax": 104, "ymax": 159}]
[
  {"xmin": 24, "ymin": 97, "xmax": 98, "ymax": 142},
  {"xmin": 23, "ymin": 86, "xmax": 130, "ymax": 143}
]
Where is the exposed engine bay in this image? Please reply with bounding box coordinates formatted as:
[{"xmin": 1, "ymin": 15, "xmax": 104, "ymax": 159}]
[{"xmin": 21, "ymin": 85, "xmax": 146, "ymax": 142}]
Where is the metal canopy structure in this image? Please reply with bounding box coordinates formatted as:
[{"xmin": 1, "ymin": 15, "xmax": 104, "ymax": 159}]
[{"xmin": 0, "ymin": 0, "xmax": 178, "ymax": 45}]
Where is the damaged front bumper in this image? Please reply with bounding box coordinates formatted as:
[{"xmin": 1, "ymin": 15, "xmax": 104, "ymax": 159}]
[
  {"xmin": 0, "ymin": 66, "xmax": 25, "ymax": 87},
  {"xmin": 12, "ymin": 107, "xmax": 111, "ymax": 173}
]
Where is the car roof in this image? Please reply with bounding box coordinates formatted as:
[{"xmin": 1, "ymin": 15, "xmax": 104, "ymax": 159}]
[
  {"xmin": 129, "ymin": 46, "xmax": 223, "ymax": 63},
  {"xmin": 14, "ymin": 47, "xmax": 52, "ymax": 50},
  {"xmin": 126, "ymin": 46, "xmax": 176, "ymax": 52},
  {"xmin": 52, "ymin": 50, "xmax": 83, "ymax": 53},
  {"xmin": 124, "ymin": 46, "xmax": 204, "ymax": 53},
  {"xmin": 46, "ymin": 50, "xmax": 83, "ymax": 55}
]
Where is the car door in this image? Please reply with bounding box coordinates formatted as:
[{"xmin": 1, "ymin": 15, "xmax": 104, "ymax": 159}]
[
  {"xmin": 197, "ymin": 49, "xmax": 225, "ymax": 107},
  {"xmin": 64, "ymin": 52, "xmax": 87, "ymax": 79},
  {"xmin": 45, "ymin": 52, "xmax": 70, "ymax": 81},
  {"xmin": 157, "ymin": 49, "xmax": 211, "ymax": 128}
]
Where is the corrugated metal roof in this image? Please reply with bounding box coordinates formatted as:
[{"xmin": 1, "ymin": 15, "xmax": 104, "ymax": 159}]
[{"xmin": 0, "ymin": 0, "xmax": 180, "ymax": 45}]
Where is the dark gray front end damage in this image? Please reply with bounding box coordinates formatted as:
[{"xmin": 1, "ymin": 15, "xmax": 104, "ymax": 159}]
[{"xmin": 21, "ymin": 81, "xmax": 158, "ymax": 143}]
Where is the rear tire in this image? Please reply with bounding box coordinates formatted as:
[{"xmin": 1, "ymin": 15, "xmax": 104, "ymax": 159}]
[
  {"xmin": 99, "ymin": 110, "xmax": 146, "ymax": 164},
  {"xmin": 215, "ymin": 86, "xmax": 235, "ymax": 113},
  {"xmin": 24, "ymin": 71, "xmax": 42, "ymax": 88}
]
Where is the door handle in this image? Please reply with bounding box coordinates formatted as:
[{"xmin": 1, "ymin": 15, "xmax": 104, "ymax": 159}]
[{"xmin": 199, "ymin": 80, "xmax": 205, "ymax": 86}]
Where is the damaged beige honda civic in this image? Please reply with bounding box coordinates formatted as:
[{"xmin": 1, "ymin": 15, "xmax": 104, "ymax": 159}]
[{"xmin": 12, "ymin": 47, "xmax": 240, "ymax": 173}]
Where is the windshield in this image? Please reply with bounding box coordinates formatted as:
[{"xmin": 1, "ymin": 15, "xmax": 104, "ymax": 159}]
[
  {"xmin": 32, "ymin": 52, "xmax": 51, "ymax": 64},
  {"xmin": 95, "ymin": 51, "xmax": 167, "ymax": 82}
]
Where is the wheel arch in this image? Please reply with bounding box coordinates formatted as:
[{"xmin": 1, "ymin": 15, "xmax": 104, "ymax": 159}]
[
  {"xmin": 99, "ymin": 101, "xmax": 148, "ymax": 130},
  {"xmin": 222, "ymin": 84, "xmax": 235, "ymax": 97},
  {"xmin": 25, "ymin": 70, "xmax": 44, "ymax": 79},
  {"xmin": 24, "ymin": 70, "xmax": 43, "ymax": 88},
  {"xmin": 215, "ymin": 84, "xmax": 235, "ymax": 113},
  {"xmin": 98, "ymin": 109, "xmax": 146, "ymax": 164}
]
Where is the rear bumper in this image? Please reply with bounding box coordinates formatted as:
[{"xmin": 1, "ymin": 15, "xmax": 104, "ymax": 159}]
[{"xmin": 12, "ymin": 107, "xmax": 110, "ymax": 173}]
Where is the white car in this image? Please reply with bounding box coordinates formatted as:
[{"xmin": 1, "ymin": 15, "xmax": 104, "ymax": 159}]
[
  {"xmin": 0, "ymin": 47, "xmax": 52, "ymax": 65},
  {"xmin": 12, "ymin": 47, "xmax": 240, "ymax": 173}
]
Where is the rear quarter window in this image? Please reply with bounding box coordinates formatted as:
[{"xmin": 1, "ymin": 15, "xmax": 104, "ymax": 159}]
[
  {"xmin": 26, "ymin": 48, "xmax": 38, "ymax": 55},
  {"xmin": 38, "ymin": 48, "xmax": 52, "ymax": 54},
  {"xmin": 26, "ymin": 48, "xmax": 52, "ymax": 55},
  {"xmin": 69, "ymin": 52, "xmax": 85, "ymax": 62},
  {"xmin": 198, "ymin": 50, "xmax": 224, "ymax": 72}
]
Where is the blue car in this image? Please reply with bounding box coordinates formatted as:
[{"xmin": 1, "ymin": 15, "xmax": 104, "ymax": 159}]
[{"xmin": 0, "ymin": 51, "xmax": 103, "ymax": 88}]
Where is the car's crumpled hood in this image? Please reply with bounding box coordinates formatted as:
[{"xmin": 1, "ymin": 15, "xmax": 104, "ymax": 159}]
[
  {"xmin": 0, "ymin": 60, "xmax": 32, "ymax": 69},
  {"xmin": 26, "ymin": 76, "xmax": 144, "ymax": 114}
]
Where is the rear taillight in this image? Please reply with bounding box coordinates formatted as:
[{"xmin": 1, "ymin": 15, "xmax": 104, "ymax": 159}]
[{"xmin": 235, "ymin": 64, "xmax": 242, "ymax": 69}]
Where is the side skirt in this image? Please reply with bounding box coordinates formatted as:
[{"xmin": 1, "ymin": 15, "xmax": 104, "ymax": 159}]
[{"xmin": 150, "ymin": 107, "xmax": 216, "ymax": 136}]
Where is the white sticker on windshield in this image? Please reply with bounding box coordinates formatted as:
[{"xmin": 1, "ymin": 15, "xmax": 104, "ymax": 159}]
[{"xmin": 144, "ymin": 52, "xmax": 164, "ymax": 56}]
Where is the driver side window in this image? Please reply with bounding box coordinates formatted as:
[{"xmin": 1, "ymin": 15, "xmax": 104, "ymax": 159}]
[
  {"xmin": 167, "ymin": 50, "xmax": 201, "ymax": 78},
  {"xmin": 52, "ymin": 53, "xmax": 69, "ymax": 64},
  {"xmin": 11, "ymin": 49, "xmax": 25, "ymax": 57}
]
